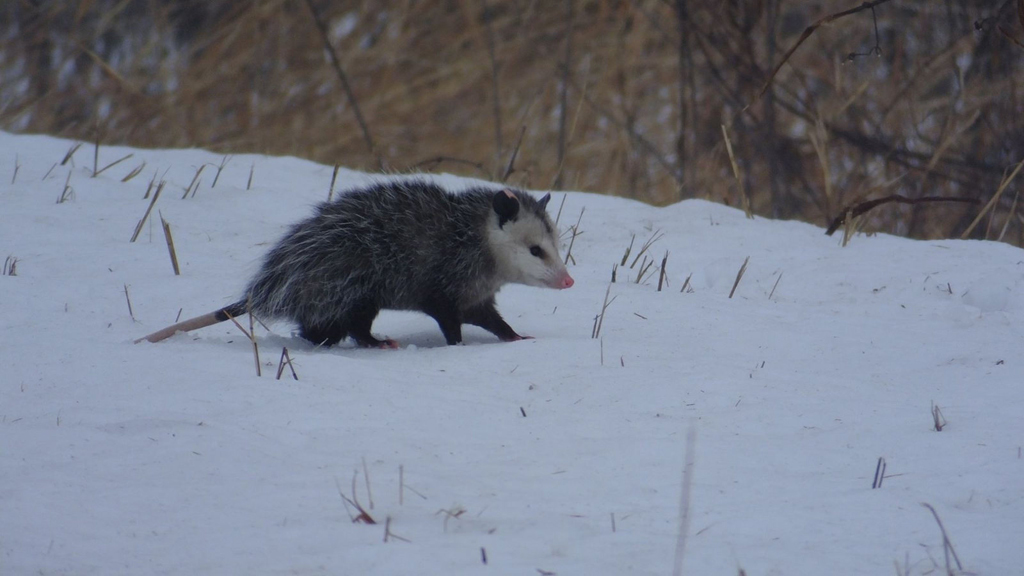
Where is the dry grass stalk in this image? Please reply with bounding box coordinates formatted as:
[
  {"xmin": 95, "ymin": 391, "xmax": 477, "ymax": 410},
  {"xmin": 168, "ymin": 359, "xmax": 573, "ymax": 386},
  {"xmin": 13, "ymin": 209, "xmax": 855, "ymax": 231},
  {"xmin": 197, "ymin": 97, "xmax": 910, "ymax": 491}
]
[
  {"xmin": 997, "ymin": 187, "xmax": 1021, "ymax": 242},
  {"xmin": 328, "ymin": 164, "xmax": 340, "ymax": 202},
  {"xmin": 842, "ymin": 212, "xmax": 861, "ymax": 247},
  {"xmin": 634, "ymin": 255, "xmax": 655, "ymax": 284},
  {"xmin": 872, "ymin": 457, "xmax": 886, "ymax": 489},
  {"xmin": 211, "ymin": 155, "xmax": 230, "ymax": 188},
  {"xmin": 10, "ymin": 153, "xmax": 19, "ymax": 184},
  {"xmin": 620, "ymin": 234, "xmax": 636, "ymax": 267},
  {"xmin": 93, "ymin": 153, "xmax": 133, "ymax": 178},
  {"xmin": 158, "ymin": 211, "xmax": 181, "ymax": 276},
  {"xmin": 41, "ymin": 162, "xmax": 57, "ymax": 180},
  {"xmin": 961, "ymin": 157, "xmax": 1024, "ymax": 239},
  {"xmin": 248, "ymin": 300, "xmax": 260, "ymax": 377},
  {"xmin": 721, "ymin": 125, "xmax": 751, "ymax": 218},
  {"xmin": 630, "ymin": 230, "xmax": 664, "ymax": 269},
  {"xmin": 591, "ymin": 284, "xmax": 616, "ymax": 339},
  {"xmin": 553, "ymin": 193, "xmax": 568, "ymax": 227},
  {"xmin": 658, "ymin": 251, "xmax": 669, "ymax": 291},
  {"xmin": 143, "ymin": 170, "xmax": 158, "ymax": 199},
  {"xmin": 563, "ymin": 207, "xmax": 585, "ymax": 266},
  {"xmin": 921, "ymin": 503, "xmax": 964, "ymax": 575},
  {"xmin": 671, "ymin": 425, "xmax": 697, "ymax": 576},
  {"xmin": 57, "ymin": 171, "xmax": 74, "ymax": 204},
  {"xmin": 335, "ymin": 477, "xmax": 376, "ymax": 525},
  {"xmin": 60, "ymin": 143, "xmax": 82, "ymax": 166},
  {"xmin": 361, "ymin": 456, "xmax": 374, "ymax": 510},
  {"xmin": 247, "ymin": 163, "xmax": 254, "ymax": 191},
  {"xmin": 808, "ymin": 117, "xmax": 833, "ymax": 221},
  {"xmin": 680, "ymin": 273, "xmax": 693, "ymax": 293},
  {"xmin": 92, "ymin": 129, "xmax": 100, "ymax": 176},
  {"xmin": 728, "ymin": 257, "xmax": 749, "ymax": 299},
  {"xmin": 181, "ymin": 164, "xmax": 205, "ymax": 199},
  {"xmin": 2, "ymin": 256, "xmax": 18, "ymax": 276},
  {"xmin": 123, "ymin": 283, "xmax": 135, "ymax": 321},
  {"xmin": 275, "ymin": 347, "xmax": 298, "ymax": 380},
  {"xmin": 768, "ymin": 271, "xmax": 783, "ymax": 300},
  {"xmin": 121, "ymin": 161, "xmax": 146, "ymax": 182},
  {"xmin": 383, "ymin": 515, "xmax": 410, "ymax": 543},
  {"xmin": 130, "ymin": 181, "xmax": 164, "ymax": 242},
  {"xmin": 931, "ymin": 402, "xmax": 946, "ymax": 431},
  {"xmin": 436, "ymin": 506, "xmax": 466, "ymax": 532},
  {"xmin": 222, "ymin": 305, "xmax": 261, "ymax": 377}
]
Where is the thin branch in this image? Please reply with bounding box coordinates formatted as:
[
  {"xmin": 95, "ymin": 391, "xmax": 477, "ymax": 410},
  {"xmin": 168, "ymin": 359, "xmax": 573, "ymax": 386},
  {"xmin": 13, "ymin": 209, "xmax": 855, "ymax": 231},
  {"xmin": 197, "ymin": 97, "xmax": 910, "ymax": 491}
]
[
  {"xmin": 302, "ymin": 0, "xmax": 380, "ymax": 167},
  {"xmin": 554, "ymin": 0, "xmax": 574, "ymax": 189},
  {"xmin": 482, "ymin": 0, "xmax": 503, "ymax": 177},
  {"xmin": 826, "ymin": 195, "xmax": 979, "ymax": 236},
  {"xmin": 756, "ymin": 0, "xmax": 895, "ymax": 100}
]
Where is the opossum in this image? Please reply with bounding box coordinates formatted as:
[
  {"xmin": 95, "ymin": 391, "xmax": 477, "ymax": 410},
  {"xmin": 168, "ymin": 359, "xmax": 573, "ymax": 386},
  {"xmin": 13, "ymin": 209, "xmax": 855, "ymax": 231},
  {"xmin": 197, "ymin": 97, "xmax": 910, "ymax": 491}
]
[{"xmin": 135, "ymin": 181, "xmax": 574, "ymax": 348}]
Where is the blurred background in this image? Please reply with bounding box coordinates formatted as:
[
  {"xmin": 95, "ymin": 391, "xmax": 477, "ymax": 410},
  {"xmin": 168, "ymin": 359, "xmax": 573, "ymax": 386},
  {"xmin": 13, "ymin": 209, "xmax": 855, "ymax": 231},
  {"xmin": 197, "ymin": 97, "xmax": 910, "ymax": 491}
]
[{"xmin": 2, "ymin": 1, "xmax": 1022, "ymax": 244}]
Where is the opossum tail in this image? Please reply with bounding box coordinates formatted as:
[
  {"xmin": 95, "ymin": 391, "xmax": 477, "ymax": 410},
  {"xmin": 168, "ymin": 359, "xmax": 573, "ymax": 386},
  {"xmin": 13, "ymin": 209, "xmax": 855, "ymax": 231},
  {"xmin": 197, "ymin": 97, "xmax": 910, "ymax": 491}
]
[{"xmin": 134, "ymin": 300, "xmax": 248, "ymax": 344}]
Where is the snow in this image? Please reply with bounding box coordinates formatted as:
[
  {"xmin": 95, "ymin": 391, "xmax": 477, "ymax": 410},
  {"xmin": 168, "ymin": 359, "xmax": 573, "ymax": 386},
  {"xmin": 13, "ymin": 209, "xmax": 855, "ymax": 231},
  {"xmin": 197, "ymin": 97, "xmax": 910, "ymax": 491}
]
[{"xmin": 1, "ymin": 130, "xmax": 1022, "ymax": 575}]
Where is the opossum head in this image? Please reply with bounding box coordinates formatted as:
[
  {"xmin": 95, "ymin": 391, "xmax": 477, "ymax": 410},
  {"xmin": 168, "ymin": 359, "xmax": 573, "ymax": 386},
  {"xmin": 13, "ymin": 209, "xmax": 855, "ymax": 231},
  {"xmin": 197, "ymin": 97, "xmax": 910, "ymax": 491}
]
[{"xmin": 488, "ymin": 190, "xmax": 575, "ymax": 290}]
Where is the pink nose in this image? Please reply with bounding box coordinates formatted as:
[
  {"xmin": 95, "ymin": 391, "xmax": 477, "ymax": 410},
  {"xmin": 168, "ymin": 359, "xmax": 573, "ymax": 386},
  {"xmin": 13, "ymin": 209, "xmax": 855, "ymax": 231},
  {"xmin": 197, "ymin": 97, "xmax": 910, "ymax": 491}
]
[{"xmin": 561, "ymin": 273, "xmax": 575, "ymax": 289}]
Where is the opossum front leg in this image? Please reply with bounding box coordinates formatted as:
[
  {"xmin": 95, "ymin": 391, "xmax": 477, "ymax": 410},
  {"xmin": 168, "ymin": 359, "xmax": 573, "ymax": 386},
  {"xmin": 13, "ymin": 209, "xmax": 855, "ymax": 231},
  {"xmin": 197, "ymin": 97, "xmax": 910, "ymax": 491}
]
[
  {"xmin": 463, "ymin": 298, "xmax": 525, "ymax": 342},
  {"xmin": 422, "ymin": 296, "xmax": 463, "ymax": 345}
]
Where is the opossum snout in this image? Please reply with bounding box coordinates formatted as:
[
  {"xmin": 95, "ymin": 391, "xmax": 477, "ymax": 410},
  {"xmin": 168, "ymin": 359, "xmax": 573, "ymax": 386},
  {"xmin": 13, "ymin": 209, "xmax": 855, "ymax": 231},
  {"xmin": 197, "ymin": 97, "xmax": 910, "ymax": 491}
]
[{"xmin": 551, "ymin": 271, "xmax": 575, "ymax": 289}]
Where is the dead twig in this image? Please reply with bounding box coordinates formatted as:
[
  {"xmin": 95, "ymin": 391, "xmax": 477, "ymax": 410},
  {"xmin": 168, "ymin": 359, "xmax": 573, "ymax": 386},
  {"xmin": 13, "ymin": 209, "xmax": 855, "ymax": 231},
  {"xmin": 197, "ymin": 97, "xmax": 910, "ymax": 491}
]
[
  {"xmin": 502, "ymin": 125, "xmax": 527, "ymax": 182},
  {"xmin": 302, "ymin": 0, "xmax": 379, "ymax": 167},
  {"xmin": 756, "ymin": 0, "xmax": 895, "ymax": 100},
  {"xmin": 826, "ymin": 195, "xmax": 979, "ymax": 236},
  {"xmin": 482, "ymin": 0, "xmax": 504, "ymax": 177}
]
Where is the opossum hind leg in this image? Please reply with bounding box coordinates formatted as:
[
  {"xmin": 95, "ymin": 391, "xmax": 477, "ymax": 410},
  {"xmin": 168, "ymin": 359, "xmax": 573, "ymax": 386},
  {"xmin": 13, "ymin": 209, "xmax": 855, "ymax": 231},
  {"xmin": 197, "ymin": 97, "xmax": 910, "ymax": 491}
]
[
  {"xmin": 346, "ymin": 301, "xmax": 398, "ymax": 349},
  {"xmin": 299, "ymin": 321, "xmax": 348, "ymax": 348}
]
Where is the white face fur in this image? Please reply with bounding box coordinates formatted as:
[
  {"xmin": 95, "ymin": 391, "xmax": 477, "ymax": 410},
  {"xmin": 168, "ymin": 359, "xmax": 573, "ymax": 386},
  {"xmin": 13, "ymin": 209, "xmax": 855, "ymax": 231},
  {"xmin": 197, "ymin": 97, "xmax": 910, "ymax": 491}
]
[{"xmin": 488, "ymin": 202, "xmax": 574, "ymax": 290}]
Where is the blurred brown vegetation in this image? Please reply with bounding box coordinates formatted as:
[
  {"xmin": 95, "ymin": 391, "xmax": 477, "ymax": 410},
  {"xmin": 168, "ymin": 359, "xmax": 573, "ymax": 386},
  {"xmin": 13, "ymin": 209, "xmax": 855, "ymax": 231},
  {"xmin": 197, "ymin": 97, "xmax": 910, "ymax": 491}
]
[{"xmin": 2, "ymin": 0, "xmax": 1023, "ymax": 243}]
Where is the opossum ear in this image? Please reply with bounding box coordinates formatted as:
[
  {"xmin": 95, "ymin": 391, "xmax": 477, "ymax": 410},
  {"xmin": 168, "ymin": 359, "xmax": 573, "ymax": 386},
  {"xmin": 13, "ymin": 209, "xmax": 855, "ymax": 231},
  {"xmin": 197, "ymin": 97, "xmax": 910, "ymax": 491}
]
[
  {"xmin": 537, "ymin": 193, "xmax": 552, "ymax": 211},
  {"xmin": 492, "ymin": 189, "xmax": 520, "ymax": 228}
]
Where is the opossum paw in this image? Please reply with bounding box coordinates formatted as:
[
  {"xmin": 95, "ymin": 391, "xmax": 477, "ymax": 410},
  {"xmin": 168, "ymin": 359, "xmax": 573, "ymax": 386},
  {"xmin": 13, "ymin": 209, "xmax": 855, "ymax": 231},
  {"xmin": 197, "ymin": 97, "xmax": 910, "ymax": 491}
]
[
  {"xmin": 506, "ymin": 334, "xmax": 533, "ymax": 342},
  {"xmin": 379, "ymin": 338, "xmax": 400, "ymax": 349}
]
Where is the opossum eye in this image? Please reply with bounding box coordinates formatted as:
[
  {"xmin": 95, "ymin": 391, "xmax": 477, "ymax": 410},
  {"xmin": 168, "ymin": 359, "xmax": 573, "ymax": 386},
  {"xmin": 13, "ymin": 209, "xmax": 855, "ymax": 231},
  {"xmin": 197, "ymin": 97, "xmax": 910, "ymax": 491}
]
[{"xmin": 529, "ymin": 246, "xmax": 544, "ymax": 258}]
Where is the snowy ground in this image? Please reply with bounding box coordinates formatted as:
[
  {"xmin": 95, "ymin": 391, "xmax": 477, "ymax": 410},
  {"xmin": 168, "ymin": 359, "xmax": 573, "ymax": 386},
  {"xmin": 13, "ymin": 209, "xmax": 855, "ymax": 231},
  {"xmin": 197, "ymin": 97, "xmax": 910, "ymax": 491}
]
[{"xmin": 1, "ymin": 130, "xmax": 1022, "ymax": 575}]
